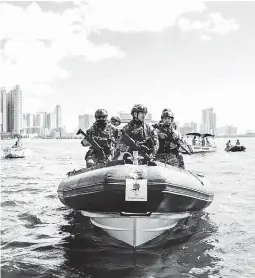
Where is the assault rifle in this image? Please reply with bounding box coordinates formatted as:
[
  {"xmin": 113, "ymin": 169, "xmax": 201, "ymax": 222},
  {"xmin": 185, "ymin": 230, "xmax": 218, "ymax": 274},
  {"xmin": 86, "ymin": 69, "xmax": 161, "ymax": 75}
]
[
  {"xmin": 120, "ymin": 130, "xmax": 152, "ymax": 161},
  {"xmin": 76, "ymin": 129, "xmax": 109, "ymax": 160},
  {"xmin": 152, "ymin": 124, "xmax": 192, "ymax": 155}
]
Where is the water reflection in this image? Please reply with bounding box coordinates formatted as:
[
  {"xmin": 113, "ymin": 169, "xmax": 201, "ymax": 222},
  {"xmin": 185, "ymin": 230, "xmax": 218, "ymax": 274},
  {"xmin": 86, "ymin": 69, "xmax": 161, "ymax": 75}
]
[{"xmin": 59, "ymin": 211, "xmax": 221, "ymax": 278}]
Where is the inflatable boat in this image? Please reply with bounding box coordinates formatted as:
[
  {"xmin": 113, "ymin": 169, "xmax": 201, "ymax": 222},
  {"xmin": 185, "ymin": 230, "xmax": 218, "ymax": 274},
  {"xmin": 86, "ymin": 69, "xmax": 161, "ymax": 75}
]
[
  {"xmin": 58, "ymin": 157, "xmax": 214, "ymax": 247},
  {"xmin": 225, "ymin": 145, "xmax": 246, "ymax": 152}
]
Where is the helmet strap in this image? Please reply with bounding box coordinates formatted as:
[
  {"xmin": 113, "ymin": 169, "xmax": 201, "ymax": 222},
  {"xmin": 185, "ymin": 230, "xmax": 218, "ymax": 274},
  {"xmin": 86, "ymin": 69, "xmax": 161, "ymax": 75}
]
[
  {"xmin": 163, "ymin": 123, "xmax": 170, "ymax": 127},
  {"xmin": 133, "ymin": 112, "xmax": 145, "ymax": 123}
]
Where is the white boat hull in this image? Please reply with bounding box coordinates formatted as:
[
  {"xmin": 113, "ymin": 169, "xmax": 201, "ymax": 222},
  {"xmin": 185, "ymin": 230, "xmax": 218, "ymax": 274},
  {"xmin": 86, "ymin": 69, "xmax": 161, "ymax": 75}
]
[
  {"xmin": 184, "ymin": 145, "xmax": 217, "ymax": 154},
  {"xmin": 3, "ymin": 147, "xmax": 26, "ymax": 158},
  {"xmin": 81, "ymin": 211, "xmax": 191, "ymax": 247}
]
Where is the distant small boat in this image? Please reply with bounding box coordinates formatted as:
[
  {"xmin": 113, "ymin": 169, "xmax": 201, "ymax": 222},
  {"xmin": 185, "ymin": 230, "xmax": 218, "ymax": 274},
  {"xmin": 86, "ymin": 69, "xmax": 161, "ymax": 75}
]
[
  {"xmin": 181, "ymin": 133, "xmax": 217, "ymax": 154},
  {"xmin": 3, "ymin": 146, "xmax": 26, "ymax": 158},
  {"xmin": 225, "ymin": 145, "xmax": 246, "ymax": 152}
]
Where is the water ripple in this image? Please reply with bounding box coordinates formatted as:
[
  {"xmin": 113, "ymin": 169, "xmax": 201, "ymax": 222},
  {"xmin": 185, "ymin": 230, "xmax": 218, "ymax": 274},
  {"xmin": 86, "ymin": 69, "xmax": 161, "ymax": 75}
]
[{"xmin": 1, "ymin": 138, "xmax": 255, "ymax": 278}]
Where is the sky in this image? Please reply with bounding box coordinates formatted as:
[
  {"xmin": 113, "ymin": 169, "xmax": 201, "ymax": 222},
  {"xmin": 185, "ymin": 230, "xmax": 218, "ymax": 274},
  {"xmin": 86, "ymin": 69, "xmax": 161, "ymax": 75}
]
[{"xmin": 0, "ymin": 0, "xmax": 255, "ymax": 133}]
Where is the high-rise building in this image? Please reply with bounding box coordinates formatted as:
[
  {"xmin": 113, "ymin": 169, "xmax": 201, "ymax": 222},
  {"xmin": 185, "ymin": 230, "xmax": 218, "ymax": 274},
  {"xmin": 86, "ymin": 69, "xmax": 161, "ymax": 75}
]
[
  {"xmin": 0, "ymin": 87, "xmax": 8, "ymax": 133},
  {"xmin": 145, "ymin": 113, "xmax": 152, "ymax": 121},
  {"xmin": 201, "ymin": 107, "xmax": 216, "ymax": 134},
  {"xmin": 180, "ymin": 126, "xmax": 193, "ymax": 135},
  {"xmin": 35, "ymin": 112, "xmax": 45, "ymax": 128},
  {"xmin": 7, "ymin": 85, "xmax": 23, "ymax": 134},
  {"xmin": 23, "ymin": 113, "xmax": 36, "ymax": 134},
  {"xmin": 183, "ymin": 122, "xmax": 198, "ymax": 133},
  {"xmin": 55, "ymin": 105, "xmax": 62, "ymax": 129},
  {"xmin": 0, "ymin": 89, "xmax": 2, "ymax": 132},
  {"xmin": 26, "ymin": 113, "xmax": 35, "ymax": 127},
  {"xmin": 7, "ymin": 92, "xmax": 12, "ymax": 132},
  {"xmin": 119, "ymin": 112, "xmax": 131, "ymax": 123},
  {"xmin": 22, "ymin": 105, "xmax": 64, "ymax": 136},
  {"xmin": 217, "ymin": 125, "xmax": 237, "ymax": 136},
  {"xmin": 22, "ymin": 114, "xmax": 27, "ymax": 130},
  {"xmin": 45, "ymin": 113, "xmax": 54, "ymax": 130},
  {"xmin": 79, "ymin": 114, "xmax": 94, "ymax": 131},
  {"xmin": 190, "ymin": 122, "xmax": 198, "ymax": 133},
  {"xmin": 246, "ymin": 129, "xmax": 254, "ymax": 134}
]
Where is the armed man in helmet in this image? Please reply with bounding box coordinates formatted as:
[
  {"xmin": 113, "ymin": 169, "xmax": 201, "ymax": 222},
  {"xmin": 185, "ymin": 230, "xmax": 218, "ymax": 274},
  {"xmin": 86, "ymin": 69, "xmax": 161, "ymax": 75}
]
[
  {"xmin": 110, "ymin": 116, "xmax": 121, "ymax": 127},
  {"xmin": 171, "ymin": 120, "xmax": 185, "ymax": 169},
  {"xmin": 118, "ymin": 104, "xmax": 159, "ymax": 163},
  {"xmin": 153, "ymin": 108, "xmax": 185, "ymax": 169},
  {"xmin": 82, "ymin": 109, "xmax": 119, "ymax": 168}
]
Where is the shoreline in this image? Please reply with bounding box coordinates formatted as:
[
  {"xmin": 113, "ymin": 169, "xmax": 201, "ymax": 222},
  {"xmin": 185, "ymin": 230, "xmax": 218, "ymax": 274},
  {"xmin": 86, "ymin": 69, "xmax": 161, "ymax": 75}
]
[
  {"xmin": 1, "ymin": 134, "xmax": 255, "ymax": 141},
  {"xmin": 214, "ymin": 135, "xmax": 255, "ymax": 138}
]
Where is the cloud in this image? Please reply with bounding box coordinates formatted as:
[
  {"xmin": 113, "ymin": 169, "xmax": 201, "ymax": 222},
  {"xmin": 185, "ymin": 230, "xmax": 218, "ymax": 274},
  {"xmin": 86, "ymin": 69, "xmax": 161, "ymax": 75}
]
[
  {"xmin": 22, "ymin": 83, "xmax": 55, "ymax": 98},
  {"xmin": 0, "ymin": 1, "xmax": 241, "ymax": 116},
  {"xmin": 1, "ymin": 40, "xmax": 69, "ymax": 84},
  {"xmin": 200, "ymin": 35, "xmax": 212, "ymax": 41},
  {"xmin": 76, "ymin": 0, "xmax": 206, "ymax": 32},
  {"xmin": 0, "ymin": 0, "xmax": 206, "ymax": 110},
  {"xmin": 207, "ymin": 13, "xmax": 239, "ymax": 35},
  {"xmin": 177, "ymin": 17, "xmax": 206, "ymax": 32},
  {"xmin": 0, "ymin": 2, "xmax": 125, "ymax": 105},
  {"xmin": 177, "ymin": 12, "xmax": 239, "ymax": 36}
]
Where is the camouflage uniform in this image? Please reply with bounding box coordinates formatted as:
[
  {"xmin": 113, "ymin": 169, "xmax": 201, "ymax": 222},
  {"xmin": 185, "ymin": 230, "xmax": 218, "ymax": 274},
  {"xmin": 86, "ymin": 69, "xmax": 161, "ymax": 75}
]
[
  {"xmin": 155, "ymin": 123, "xmax": 184, "ymax": 169},
  {"xmin": 84, "ymin": 121, "xmax": 119, "ymax": 167},
  {"xmin": 119, "ymin": 120, "xmax": 159, "ymax": 162},
  {"xmin": 172, "ymin": 123, "xmax": 185, "ymax": 169},
  {"xmin": 176, "ymin": 152, "xmax": 185, "ymax": 169},
  {"xmin": 110, "ymin": 116, "xmax": 121, "ymax": 127}
]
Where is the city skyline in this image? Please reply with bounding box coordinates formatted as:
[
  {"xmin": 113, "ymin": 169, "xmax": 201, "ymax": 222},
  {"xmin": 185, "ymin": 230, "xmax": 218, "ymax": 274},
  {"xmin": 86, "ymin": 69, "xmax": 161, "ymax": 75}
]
[
  {"xmin": 0, "ymin": 85, "xmax": 248, "ymax": 136},
  {"xmin": 1, "ymin": 85, "xmax": 64, "ymax": 136},
  {"xmin": 1, "ymin": 1, "xmax": 255, "ymax": 133},
  {"xmin": 22, "ymin": 105, "xmax": 252, "ymax": 135}
]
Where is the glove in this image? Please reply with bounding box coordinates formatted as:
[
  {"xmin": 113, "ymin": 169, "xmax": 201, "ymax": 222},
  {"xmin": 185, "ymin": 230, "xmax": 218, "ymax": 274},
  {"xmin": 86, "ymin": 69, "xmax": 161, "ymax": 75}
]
[
  {"xmin": 140, "ymin": 144, "xmax": 150, "ymax": 152},
  {"xmin": 97, "ymin": 137, "xmax": 107, "ymax": 142},
  {"xmin": 81, "ymin": 138, "xmax": 87, "ymax": 147},
  {"xmin": 158, "ymin": 133, "xmax": 167, "ymax": 139},
  {"xmin": 148, "ymin": 153, "xmax": 154, "ymax": 160},
  {"xmin": 171, "ymin": 131, "xmax": 179, "ymax": 141},
  {"xmin": 135, "ymin": 141, "xmax": 141, "ymax": 149},
  {"xmin": 86, "ymin": 159, "xmax": 95, "ymax": 168}
]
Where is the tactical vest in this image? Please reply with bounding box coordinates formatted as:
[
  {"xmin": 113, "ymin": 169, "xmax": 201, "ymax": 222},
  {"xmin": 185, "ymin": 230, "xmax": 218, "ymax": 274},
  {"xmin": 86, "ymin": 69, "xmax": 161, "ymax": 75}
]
[
  {"xmin": 90, "ymin": 122, "xmax": 114, "ymax": 138},
  {"xmin": 127, "ymin": 121, "xmax": 149, "ymax": 143},
  {"xmin": 88, "ymin": 123, "xmax": 116, "ymax": 155},
  {"xmin": 157, "ymin": 126, "xmax": 178, "ymax": 154}
]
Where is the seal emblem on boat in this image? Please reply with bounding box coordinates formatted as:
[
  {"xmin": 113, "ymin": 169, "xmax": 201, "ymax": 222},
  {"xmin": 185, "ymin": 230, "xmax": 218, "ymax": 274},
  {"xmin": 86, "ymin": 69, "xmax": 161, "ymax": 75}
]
[{"xmin": 132, "ymin": 183, "xmax": 140, "ymax": 192}]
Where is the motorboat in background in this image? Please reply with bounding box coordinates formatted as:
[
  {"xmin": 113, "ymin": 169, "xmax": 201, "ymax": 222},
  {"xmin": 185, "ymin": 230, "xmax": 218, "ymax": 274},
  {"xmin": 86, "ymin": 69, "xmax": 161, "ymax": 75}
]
[
  {"xmin": 3, "ymin": 146, "xmax": 27, "ymax": 158},
  {"xmin": 181, "ymin": 133, "xmax": 217, "ymax": 154}
]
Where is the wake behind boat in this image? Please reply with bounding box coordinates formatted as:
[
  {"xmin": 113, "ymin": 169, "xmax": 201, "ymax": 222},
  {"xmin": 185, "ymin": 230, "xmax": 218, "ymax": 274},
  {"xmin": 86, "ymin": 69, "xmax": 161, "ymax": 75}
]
[{"xmin": 58, "ymin": 157, "xmax": 214, "ymax": 247}]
